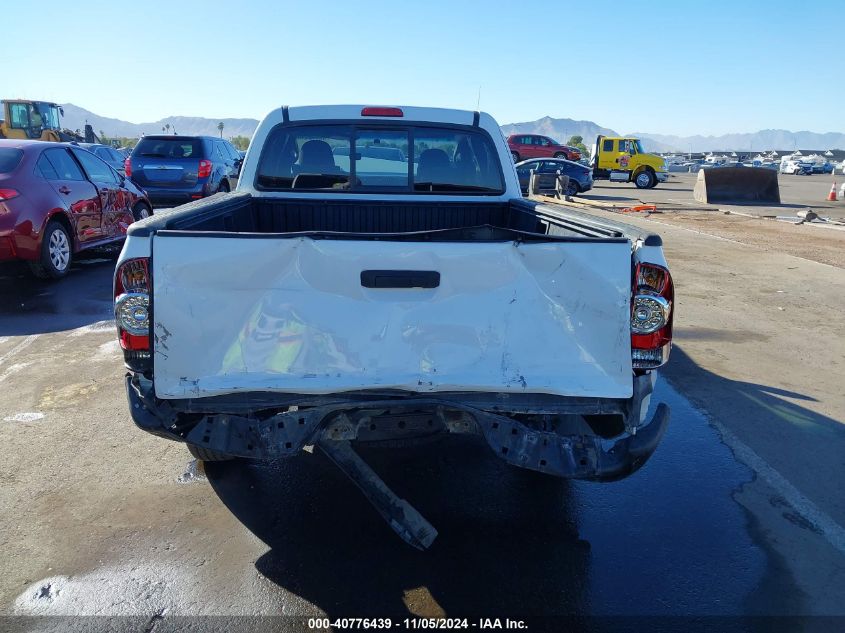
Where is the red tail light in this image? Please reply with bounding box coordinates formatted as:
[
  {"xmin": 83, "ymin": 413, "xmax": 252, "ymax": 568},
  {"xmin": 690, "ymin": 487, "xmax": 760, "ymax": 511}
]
[
  {"xmin": 631, "ymin": 262, "xmax": 673, "ymax": 369},
  {"xmin": 198, "ymin": 159, "xmax": 212, "ymax": 178},
  {"xmin": 0, "ymin": 188, "xmax": 20, "ymax": 201},
  {"xmin": 114, "ymin": 258, "xmax": 151, "ymax": 359},
  {"xmin": 361, "ymin": 107, "xmax": 404, "ymax": 117},
  {"xmin": 124, "ymin": 158, "xmax": 132, "ymax": 178}
]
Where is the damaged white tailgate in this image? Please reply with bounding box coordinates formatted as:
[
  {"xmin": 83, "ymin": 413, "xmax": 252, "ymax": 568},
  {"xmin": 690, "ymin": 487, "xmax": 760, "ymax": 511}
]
[{"xmin": 151, "ymin": 234, "xmax": 633, "ymax": 399}]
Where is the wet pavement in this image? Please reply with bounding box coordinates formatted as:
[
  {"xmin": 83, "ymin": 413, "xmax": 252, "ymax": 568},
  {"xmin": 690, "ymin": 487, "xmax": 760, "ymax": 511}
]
[
  {"xmin": 0, "ymin": 254, "xmax": 115, "ymax": 336},
  {"xmin": 203, "ymin": 380, "xmax": 766, "ymax": 617},
  {"xmin": 1, "ymin": 254, "xmax": 843, "ymax": 632}
]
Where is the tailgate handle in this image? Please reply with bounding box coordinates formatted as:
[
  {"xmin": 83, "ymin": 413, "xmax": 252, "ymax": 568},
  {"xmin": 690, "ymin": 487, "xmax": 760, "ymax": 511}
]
[{"xmin": 361, "ymin": 270, "xmax": 440, "ymax": 289}]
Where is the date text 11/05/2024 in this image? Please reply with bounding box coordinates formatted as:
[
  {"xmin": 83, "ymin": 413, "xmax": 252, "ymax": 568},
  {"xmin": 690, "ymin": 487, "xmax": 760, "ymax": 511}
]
[{"xmin": 307, "ymin": 618, "xmax": 528, "ymax": 630}]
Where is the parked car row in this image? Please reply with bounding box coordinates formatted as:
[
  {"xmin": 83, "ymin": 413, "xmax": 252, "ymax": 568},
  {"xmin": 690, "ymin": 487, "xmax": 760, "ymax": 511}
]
[
  {"xmin": 779, "ymin": 159, "xmax": 815, "ymax": 175},
  {"xmin": 77, "ymin": 143, "xmax": 129, "ymax": 175},
  {"xmin": 0, "ymin": 140, "xmax": 151, "ymax": 278},
  {"xmin": 0, "ymin": 131, "xmax": 246, "ymax": 279},
  {"xmin": 125, "ymin": 135, "xmax": 243, "ymax": 207},
  {"xmin": 507, "ymin": 134, "xmax": 581, "ymax": 162}
]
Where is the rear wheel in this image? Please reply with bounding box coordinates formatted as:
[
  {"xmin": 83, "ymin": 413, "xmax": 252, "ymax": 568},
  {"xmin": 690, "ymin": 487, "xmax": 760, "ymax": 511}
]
[
  {"xmin": 29, "ymin": 220, "xmax": 72, "ymax": 279},
  {"xmin": 634, "ymin": 170, "xmax": 655, "ymax": 189},
  {"xmin": 511, "ymin": 151, "xmax": 520, "ymax": 162},
  {"xmin": 565, "ymin": 179, "xmax": 580, "ymax": 196},
  {"xmin": 132, "ymin": 201, "xmax": 151, "ymax": 221},
  {"xmin": 187, "ymin": 443, "xmax": 236, "ymax": 462},
  {"xmin": 217, "ymin": 180, "xmax": 230, "ymax": 193}
]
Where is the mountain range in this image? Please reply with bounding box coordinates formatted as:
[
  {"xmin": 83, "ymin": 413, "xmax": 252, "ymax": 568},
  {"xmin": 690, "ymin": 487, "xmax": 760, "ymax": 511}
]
[
  {"xmin": 59, "ymin": 103, "xmax": 260, "ymax": 139},
  {"xmin": 627, "ymin": 129, "xmax": 845, "ymax": 153},
  {"xmin": 60, "ymin": 104, "xmax": 845, "ymax": 152},
  {"xmin": 502, "ymin": 117, "xmax": 845, "ymax": 153}
]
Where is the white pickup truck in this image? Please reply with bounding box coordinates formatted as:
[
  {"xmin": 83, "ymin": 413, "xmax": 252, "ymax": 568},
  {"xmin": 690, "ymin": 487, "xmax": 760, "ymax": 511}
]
[{"xmin": 115, "ymin": 105, "xmax": 673, "ymax": 549}]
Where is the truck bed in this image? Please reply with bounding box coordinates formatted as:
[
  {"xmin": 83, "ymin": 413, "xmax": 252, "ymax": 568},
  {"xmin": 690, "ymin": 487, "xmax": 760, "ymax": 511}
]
[
  {"xmin": 128, "ymin": 192, "xmax": 662, "ymax": 245},
  {"xmin": 133, "ymin": 192, "xmax": 660, "ymax": 401}
]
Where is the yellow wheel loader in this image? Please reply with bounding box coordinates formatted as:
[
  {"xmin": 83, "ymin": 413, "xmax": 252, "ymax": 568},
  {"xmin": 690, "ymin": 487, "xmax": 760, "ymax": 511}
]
[{"xmin": 0, "ymin": 100, "xmax": 97, "ymax": 143}]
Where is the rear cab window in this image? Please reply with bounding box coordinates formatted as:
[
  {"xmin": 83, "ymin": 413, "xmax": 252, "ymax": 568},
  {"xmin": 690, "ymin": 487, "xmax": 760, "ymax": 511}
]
[
  {"xmin": 0, "ymin": 149, "xmax": 24, "ymax": 173},
  {"xmin": 134, "ymin": 137, "xmax": 203, "ymax": 159},
  {"xmin": 256, "ymin": 123, "xmax": 504, "ymax": 194}
]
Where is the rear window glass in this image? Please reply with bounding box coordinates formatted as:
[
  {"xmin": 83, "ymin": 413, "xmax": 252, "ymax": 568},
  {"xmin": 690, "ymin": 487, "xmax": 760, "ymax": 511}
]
[
  {"xmin": 134, "ymin": 137, "xmax": 203, "ymax": 159},
  {"xmin": 353, "ymin": 129, "xmax": 409, "ymax": 188},
  {"xmin": 0, "ymin": 149, "xmax": 23, "ymax": 173},
  {"xmin": 256, "ymin": 124, "xmax": 503, "ymax": 194}
]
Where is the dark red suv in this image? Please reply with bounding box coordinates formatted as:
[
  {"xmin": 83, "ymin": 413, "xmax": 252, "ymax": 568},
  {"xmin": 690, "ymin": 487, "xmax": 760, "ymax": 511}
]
[{"xmin": 507, "ymin": 134, "xmax": 581, "ymax": 163}]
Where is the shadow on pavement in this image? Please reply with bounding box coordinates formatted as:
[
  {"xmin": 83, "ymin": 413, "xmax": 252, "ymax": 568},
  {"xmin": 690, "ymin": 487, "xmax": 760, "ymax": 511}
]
[
  {"xmin": 0, "ymin": 250, "xmax": 116, "ymax": 336},
  {"xmin": 665, "ymin": 345, "xmax": 838, "ymax": 435},
  {"xmin": 201, "ymin": 346, "xmax": 845, "ymax": 621},
  {"xmin": 664, "ymin": 345, "xmax": 845, "ymax": 526},
  {"xmin": 207, "ymin": 436, "xmax": 591, "ymax": 619}
]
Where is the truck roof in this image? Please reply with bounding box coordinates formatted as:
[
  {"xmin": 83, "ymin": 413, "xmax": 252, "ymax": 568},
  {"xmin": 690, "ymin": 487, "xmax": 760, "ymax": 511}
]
[{"xmin": 276, "ymin": 105, "xmax": 487, "ymax": 127}]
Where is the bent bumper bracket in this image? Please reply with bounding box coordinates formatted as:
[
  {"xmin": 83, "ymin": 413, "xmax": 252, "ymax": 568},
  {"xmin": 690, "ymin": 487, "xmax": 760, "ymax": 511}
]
[{"xmin": 317, "ymin": 438, "xmax": 438, "ymax": 550}]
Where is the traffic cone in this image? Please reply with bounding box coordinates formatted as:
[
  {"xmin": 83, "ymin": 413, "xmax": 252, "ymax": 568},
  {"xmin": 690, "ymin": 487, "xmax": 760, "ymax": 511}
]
[{"xmin": 827, "ymin": 182, "xmax": 837, "ymax": 201}]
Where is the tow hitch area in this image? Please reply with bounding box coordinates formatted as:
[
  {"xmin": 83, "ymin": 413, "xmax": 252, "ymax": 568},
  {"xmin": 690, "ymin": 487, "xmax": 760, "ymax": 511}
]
[{"xmin": 127, "ymin": 378, "xmax": 669, "ymax": 549}]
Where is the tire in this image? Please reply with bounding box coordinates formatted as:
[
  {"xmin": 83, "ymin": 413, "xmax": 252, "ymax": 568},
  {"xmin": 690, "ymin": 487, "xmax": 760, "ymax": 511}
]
[
  {"xmin": 28, "ymin": 220, "xmax": 72, "ymax": 279},
  {"xmin": 565, "ymin": 180, "xmax": 580, "ymax": 196},
  {"xmin": 553, "ymin": 152, "xmax": 566, "ymax": 159},
  {"xmin": 511, "ymin": 151, "xmax": 520, "ymax": 163},
  {"xmin": 634, "ymin": 170, "xmax": 655, "ymax": 189},
  {"xmin": 217, "ymin": 180, "xmax": 230, "ymax": 193},
  {"xmin": 187, "ymin": 443, "xmax": 235, "ymax": 462},
  {"xmin": 132, "ymin": 201, "xmax": 151, "ymax": 222}
]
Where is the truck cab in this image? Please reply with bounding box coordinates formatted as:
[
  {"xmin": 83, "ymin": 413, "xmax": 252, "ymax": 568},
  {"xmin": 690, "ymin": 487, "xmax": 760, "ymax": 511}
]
[{"xmin": 590, "ymin": 135, "xmax": 669, "ymax": 189}]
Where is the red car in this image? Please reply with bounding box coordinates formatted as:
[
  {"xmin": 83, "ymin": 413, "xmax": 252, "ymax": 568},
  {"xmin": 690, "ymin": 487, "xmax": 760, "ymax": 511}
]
[
  {"xmin": 506, "ymin": 134, "xmax": 581, "ymax": 163},
  {"xmin": 0, "ymin": 140, "xmax": 152, "ymax": 279}
]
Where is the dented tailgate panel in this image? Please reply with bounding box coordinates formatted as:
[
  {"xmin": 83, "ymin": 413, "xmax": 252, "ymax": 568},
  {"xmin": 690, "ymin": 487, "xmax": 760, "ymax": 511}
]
[{"xmin": 151, "ymin": 235, "xmax": 633, "ymax": 399}]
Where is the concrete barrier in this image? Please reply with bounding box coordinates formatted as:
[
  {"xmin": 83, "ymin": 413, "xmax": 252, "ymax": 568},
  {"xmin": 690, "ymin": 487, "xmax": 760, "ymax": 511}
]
[{"xmin": 693, "ymin": 167, "xmax": 780, "ymax": 204}]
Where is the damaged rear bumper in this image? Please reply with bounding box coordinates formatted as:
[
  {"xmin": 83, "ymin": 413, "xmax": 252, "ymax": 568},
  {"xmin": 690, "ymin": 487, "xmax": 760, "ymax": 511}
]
[{"xmin": 125, "ymin": 373, "xmax": 669, "ymax": 482}]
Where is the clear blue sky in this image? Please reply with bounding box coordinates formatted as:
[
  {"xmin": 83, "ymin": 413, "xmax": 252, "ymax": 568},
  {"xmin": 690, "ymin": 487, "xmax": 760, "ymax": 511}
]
[{"xmin": 4, "ymin": 0, "xmax": 841, "ymax": 136}]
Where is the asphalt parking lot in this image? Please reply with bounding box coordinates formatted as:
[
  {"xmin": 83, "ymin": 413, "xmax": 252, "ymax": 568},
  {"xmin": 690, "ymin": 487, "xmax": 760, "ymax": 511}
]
[
  {"xmin": 1, "ymin": 205, "xmax": 844, "ymax": 631},
  {"xmin": 589, "ymin": 172, "xmax": 845, "ymax": 220}
]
